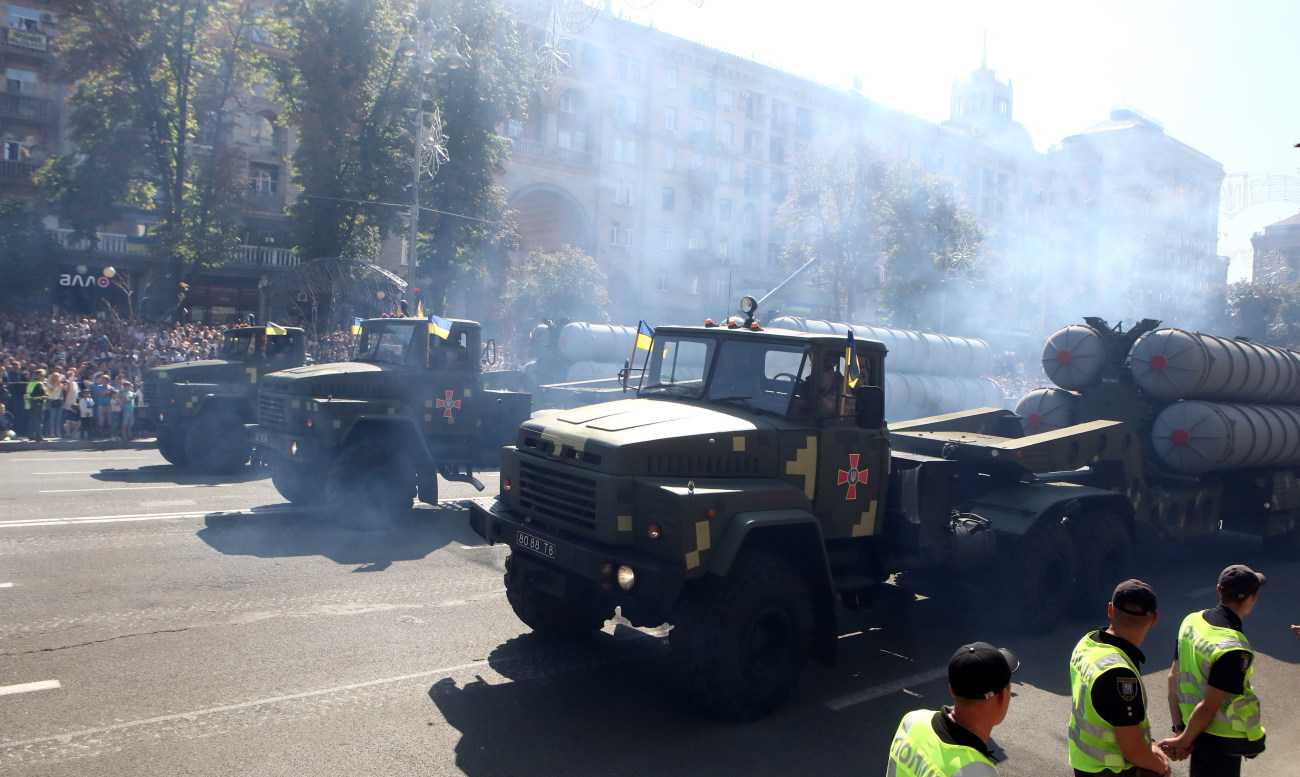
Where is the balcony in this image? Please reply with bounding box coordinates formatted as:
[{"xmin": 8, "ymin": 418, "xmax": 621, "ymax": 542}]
[
  {"xmin": 245, "ymin": 192, "xmax": 283, "ymax": 212},
  {"xmin": 511, "ymin": 137, "xmax": 544, "ymax": 156},
  {"xmin": 0, "ymin": 159, "xmax": 37, "ymax": 182},
  {"xmin": 54, "ymin": 229, "xmax": 299, "ymax": 267},
  {"xmin": 235, "ymin": 245, "xmax": 298, "ymax": 267},
  {"xmin": 247, "ymin": 140, "xmax": 283, "ymax": 160},
  {"xmin": 1, "ymin": 92, "xmax": 52, "ymax": 122}
]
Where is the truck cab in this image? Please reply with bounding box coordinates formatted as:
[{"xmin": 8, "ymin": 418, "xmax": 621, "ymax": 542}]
[{"xmin": 141, "ymin": 324, "xmax": 306, "ymax": 473}]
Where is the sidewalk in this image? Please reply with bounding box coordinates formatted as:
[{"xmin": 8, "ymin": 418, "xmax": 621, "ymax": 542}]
[{"xmin": 0, "ymin": 436, "xmax": 158, "ymax": 453}]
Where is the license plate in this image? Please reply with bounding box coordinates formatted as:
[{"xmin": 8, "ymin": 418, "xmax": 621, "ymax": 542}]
[
  {"xmin": 515, "ymin": 530, "xmax": 555, "ymax": 558},
  {"xmin": 251, "ymin": 431, "xmax": 269, "ymax": 444}
]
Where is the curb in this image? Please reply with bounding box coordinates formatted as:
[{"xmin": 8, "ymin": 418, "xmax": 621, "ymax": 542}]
[{"xmin": 0, "ymin": 438, "xmax": 158, "ymax": 453}]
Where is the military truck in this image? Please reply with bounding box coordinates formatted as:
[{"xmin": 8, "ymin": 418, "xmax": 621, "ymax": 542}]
[
  {"xmin": 140, "ymin": 324, "xmax": 306, "ymax": 473},
  {"xmin": 466, "ymin": 302, "xmax": 1297, "ymax": 720},
  {"xmin": 248, "ymin": 315, "xmax": 530, "ymax": 522}
]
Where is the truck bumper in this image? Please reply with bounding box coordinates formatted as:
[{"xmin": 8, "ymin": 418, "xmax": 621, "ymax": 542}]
[
  {"xmin": 466, "ymin": 497, "xmax": 682, "ymax": 618},
  {"xmin": 246, "ymin": 424, "xmax": 329, "ymax": 468}
]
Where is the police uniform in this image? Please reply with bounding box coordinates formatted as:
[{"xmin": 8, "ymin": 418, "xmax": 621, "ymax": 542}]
[
  {"xmin": 886, "ymin": 641, "xmax": 1019, "ymax": 777},
  {"xmin": 1068, "ymin": 630, "xmax": 1151, "ymax": 776},
  {"xmin": 1173, "ymin": 602, "xmax": 1266, "ymax": 776}
]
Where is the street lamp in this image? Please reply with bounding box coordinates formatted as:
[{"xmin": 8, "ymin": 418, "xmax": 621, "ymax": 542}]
[{"xmin": 398, "ymin": 12, "xmax": 467, "ymax": 300}]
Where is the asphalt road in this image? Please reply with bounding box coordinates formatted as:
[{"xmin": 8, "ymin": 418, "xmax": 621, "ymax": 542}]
[{"xmin": 1, "ymin": 446, "xmax": 1297, "ymax": 776}]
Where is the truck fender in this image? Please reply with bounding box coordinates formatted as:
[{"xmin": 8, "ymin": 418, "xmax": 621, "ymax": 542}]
[
  {"xmin": 193, "ymin": 394, "xmax": 252, "ymax": 423},
  {"xmin": 340, "ymin": 417, "xmax": 434, "ymax": 469},
  {"xmin": 963, "ymin": 483, "xmax": 1135, "ymax": 537},
  {"xmin": 708, "ymin": 509, "xmax": 838, "ymax": 667}
]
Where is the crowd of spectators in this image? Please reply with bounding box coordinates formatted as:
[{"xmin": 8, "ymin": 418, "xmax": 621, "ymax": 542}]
[{"xmin": 0, "ymin": 312, "xmax": 356, "ymax": 441}]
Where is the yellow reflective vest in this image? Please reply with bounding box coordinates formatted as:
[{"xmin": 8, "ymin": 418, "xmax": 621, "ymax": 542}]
[
  {"xmin": 1174, "ymin": 612, "xmax": 1265, "ymax": 741},
  {"xmin": 1067, "ymin": 632, "xmax": 1150, "ymax": 773},
  {"xmin": 886, "ymin": 710, "xmax": 1000, "ymax": 777}
]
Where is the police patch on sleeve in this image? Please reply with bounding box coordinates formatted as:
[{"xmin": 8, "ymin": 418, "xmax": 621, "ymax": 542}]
[
  {"xmin": 1241, "ymin": 652, "xmax": 1252, "ymax": 672},
  {"xmin": 1117, "ymin": 676, "xmax": 1139, "ymax": 702}
]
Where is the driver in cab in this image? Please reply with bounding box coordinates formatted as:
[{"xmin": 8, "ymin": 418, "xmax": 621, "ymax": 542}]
[{"xmin": 709, "ymin": 345, "xmax": 764, "ymax": 401}]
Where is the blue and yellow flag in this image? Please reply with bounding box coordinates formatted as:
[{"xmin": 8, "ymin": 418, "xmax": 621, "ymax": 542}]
[
  {"xmin": 635, "ymin": 320, "xmax": 654, "ymax": 351},
  {"xmin": 351, "ymin": 317, "xmax": 363, "ymax": 335},
  {"xmin": 428, "ymin": 314, "xmax": 452, "ymax": 340},
  {"xmin": 416, "ymin": 300, "xmax": 425, "ymax": 318},
  {"xmin": 845, "ymin": 330, "xmax": 861, "ymax": 389},
  {"xmin": 265, "ymin": 322, "xmax": 287, "ymax": 336}
]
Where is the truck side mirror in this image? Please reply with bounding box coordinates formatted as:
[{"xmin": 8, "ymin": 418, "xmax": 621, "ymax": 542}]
[{"xmin": 855, "ymin": 385, "xmax": 884, "ymax": 429}]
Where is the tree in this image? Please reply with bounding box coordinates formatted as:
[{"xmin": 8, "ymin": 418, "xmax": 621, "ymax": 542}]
[
  {"xmin": 0, "ymin": 199, "xmax": 56, "ymax": 306},
  {"xmin": 1214, "ymin": 280, "xmax": 1300, "ymax": 348},
  {"xmin": 35, "ymin": 0, "xmax": 259, "ymax": 304},
  {"xmin": 270, "ymin": 0, "xmax": 530, "ymax": 317},
  {"xmin": 498, "ymin": 245, "xmax": 610, "ymax": 335},
  {"xmin": 778, "ymin": 143, "xmax": 986, "ymax": 330}
]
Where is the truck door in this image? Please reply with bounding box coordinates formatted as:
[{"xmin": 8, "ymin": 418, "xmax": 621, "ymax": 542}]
[
  {"xmin": 813, "ymin": 348, "xmax": 887, "ymax": 540},
  {"xmin": 422, "ymin": 324, "xmax": 480, "ymax": 459}
]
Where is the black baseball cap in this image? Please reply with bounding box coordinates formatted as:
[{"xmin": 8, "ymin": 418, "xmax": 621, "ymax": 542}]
[
  {"xmin": 1112, "ymin": 579, "xmax": 1158, "ymax": 616},
  {"xmin": 948, "ymin": 642, "xmax": 1020, "ymax": 700},
  {"xmin": 1219, "ymin": 565, "xmax": 1266, "ymax": 600}
]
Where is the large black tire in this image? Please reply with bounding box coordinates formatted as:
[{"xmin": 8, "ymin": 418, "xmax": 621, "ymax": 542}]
[
  {"xmin": 668, "ymin": 550, "xmax": 814, "ymax": 721},
  {"xmin": 1070, "ymin": 510, "xmax": 1132, "ymax": 611},
  {"xmin": 997, "ymin": 519, "xmax": 1076, "ymax": 635},
  {"xmin": 269, "ymin": 457, "xmax": 325, "ymax": 506},
  {"xmin": 157, "ymin": 429, "xmax": 189, "ymax": 467},
  {"xmin": 184, "ymin": 409, "xmax": 250, "ymax": 474},
  {"xmin": 503, "ymin": 554, "xmax": 610, "ymax": 640},
  {"xmin": 327, "ymin": 439, "xmax": 416, "ymax": 527}
]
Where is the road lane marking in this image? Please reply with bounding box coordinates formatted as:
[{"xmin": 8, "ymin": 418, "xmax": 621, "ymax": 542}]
[
  {"xmin": 1, "ymin": 506, "xmax": 300, "ymax": 529},
  {"xmin": 823, "ymin": 667, "xmax": 948, "ymax": 711},
  {"xmin": 33, "ymin": 471, "xmax": 105, "ymax": 475},
  {"xmin": 0, "ymin": 680, "xmax": 61, "ymax": 697},
  {"xmin": 0, "ymin": 660, "xmax": 492, "ymax": 749},
  {"xmin": 0, "ymin": 582, "xmax": 13, "ymax": 588},
  {"xmin": 9, "ymin": 456, "xmax": 155, "ymax": 462},
  {"xmin": 39, "ymin": 484, "xmax": 239, "ymax": 493}
]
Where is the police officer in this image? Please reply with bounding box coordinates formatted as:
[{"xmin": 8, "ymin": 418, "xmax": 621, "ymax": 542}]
[
  {"xmin": 886, "ymin": 642, "xmax": 1019, "ymax": 776},
  {"xmin": 1068, "ymin": 579, "xmax": 1170, "ymax": 777},
  {"xmin": 1160, "ymin": 565, "xmax": 1267, "ymax": 776},
  {"xmin": 24, "ymin": 368, "xmax": 48, "ymax": 442}
]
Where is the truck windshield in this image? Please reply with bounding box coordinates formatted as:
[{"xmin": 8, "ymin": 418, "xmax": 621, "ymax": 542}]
[
  {"xmin": 706, "ymin": 339, "xmax": 811, "ymax": 416},
  {"xmin": 220, "ymin": 330, "xmax": 262, "ymax": 361},
  {"xmin": 637, "ymin": 336, "xmax": 711, "ymax": 398},
  {"xmin": 352, "ymin": 322, "xmax": 423, "ymax": 365}
]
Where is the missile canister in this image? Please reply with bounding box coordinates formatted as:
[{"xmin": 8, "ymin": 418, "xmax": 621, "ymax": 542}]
[
  {"xmin": 1014, "ymin": 388, "xmax": 1078, "ymax": 434},
  {"xmin": 769, "ymin": 317, "xmax": 992, "ymax": 376},
  {"xmin": 558, "ymin": 322, "xmax": 638, "ymax": 363},
  {"xmin": 884, "ymin": 373, "xmax": 1004, "ymax": 421},
  {"xmin": 1042, "ymin": 325, "xmax": 1106, "ymax": 390},
  {"xmin": 1150, "ymin": 400, "xmax": 1300, "ymax": 474},
  {"xmin": 1129, "ymin": 328, "xmax": 1300, "ymax": 403}
]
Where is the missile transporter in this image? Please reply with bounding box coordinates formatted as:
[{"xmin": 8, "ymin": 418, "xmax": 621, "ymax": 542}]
[
  {"xmin": 140, "ymin": 324, "xmax": 306, "ymax": 473},
  {"xmin": 248, "ymin": 316, "xmax": 530, "ymax": 522},
  {"xmin": 467, "ymin": 302, "xmax": 1160, "ymax": 720}
]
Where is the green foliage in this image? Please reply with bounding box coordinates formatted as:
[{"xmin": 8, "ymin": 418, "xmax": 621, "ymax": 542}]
[
  {"xmin": 778, "ymin": 144, "xmax": 986, "ymax": 329},
  {"xmin": 0, "ymin": 200, "xmax": 58, "ymax": 304},
  {"xmin": 498, "ymin": 245, "xmax": 610, "ymax": 335},
  {"xmin": 38, "ymin": 0, "xmax": 256, "ymax": 288},
  {"xmin": 1218, "ymin": 281, "xmax": 1300, "ymax": 348}
]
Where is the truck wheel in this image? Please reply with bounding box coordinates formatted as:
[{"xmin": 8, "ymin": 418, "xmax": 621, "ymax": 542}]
[
  {"xmin": 417, "ymin": 470, "xmax": 439, "ymax": 505},
  {"xmin": 157, "ymin": 430, "xmax": 189, "ymax": 467},
  {"xmin": 184, "ymin": 410, "xmax": 250, "ymax": 474},
  {"xmin": 270, "ymin": 457, "xmax": 325, "ymax": 506},
  {"xmin": 1070, "ymin": 510, "xmax": 1131, "ymax": 611},
  {"xmin": 503, "ymin": 554, "xmax": 609, "ymax": 639},
  {"xmin": 328, "ymin": 439, "xmax": 416, "ymax": 527},
  {"xmin": 999, "ymin": 519, "xmax": 1076, "ymax": 635},
  {"xmin": 669, "ymin": 550, "xmax": 813, "ymax": 721}
]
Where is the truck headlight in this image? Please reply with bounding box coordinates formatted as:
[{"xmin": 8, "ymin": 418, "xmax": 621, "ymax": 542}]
[
  {"xmin": 616, "ymin": 565, "xmax": 636, "ymax": 591},
  {"xmin": 290, "ymin": 441, "xmax": 298, "ymax": 457}
]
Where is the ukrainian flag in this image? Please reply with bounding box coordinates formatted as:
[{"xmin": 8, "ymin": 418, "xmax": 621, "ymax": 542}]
[
  {"xmin": 351, "ymin": 317, "xmax": 363, "ymax": 335},
  {"xmin": 428, "ymin": 314, "xmax": 452, "ymax": 340},
  {"xmin": 635, "ymin": 320, "xmax": 654, "ymax": 351},
  {"xmin": 265, "ymin": 322, "xmax": 287, "ymax": 336},
  {"xmin": 845, "ymin": 330, "xmax": 861, "ymax": 389},
  {"xmin": 416, "ymin": 300, "xmax": 425, "ymax": 318}
]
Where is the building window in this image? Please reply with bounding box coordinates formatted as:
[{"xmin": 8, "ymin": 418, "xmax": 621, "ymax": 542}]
[
  {"xmin": 613, "ymin": 137, "xmax": 636, "ymax": 163},
  {"xmin": 506, "ymin": 119, "xmax": 524, "ymax": 138},
  {"xmin": 249, "ymin": 164, "xmax": 279, "ymax": 194},
  {"xmin": 689, "ymin": 275, "xmax": 700, "ymax": 295},
  {"xmin": 616, "ymin": 96, "xmax": 639, "ymax": 123},
  {"xmin": 691, "ymin": 194, "xmax": 705, "ymax": 213},
  {"xmin": 5, "ymin": 68, "xmax": 37, "ymax": 93},
  {"xmin": 661, "ymin": 186, "xmax": 675, "ymax": 211},
  {"xmin": 661, "ymin": 146, "xmax": 676, "ymax": 170},
  {"xmin": 719, "ymin": 122, "xmax": 734, "ymax": 147},
  {"xmin": 617, "ymin": 54, "xmax": 642, "ymax": 82},
  {"xmin": 558, "ymin": 92, "xmax": 574, "ymax": 113},
  {"xmin": 693, "ymin": 116, "xmax": 707, "ymax": 134},
  {"xmin": 770, "ymin": 137, "xmax": 785, "ymax": 166},
  {"xmin": 658, "ymin": 272, "xmax": 670, "ymax": 291},
  {"xmin": 4, "ymin": 140, "xmax": 31, "ymax": 161},
  {"xmin": 719, "ymin": 198, "xmax": 732, "ymax": 222},
  {"xmin": 689, "ymin": 233, "xmax": 705, "ymax": 251},
  {"xmin": 714, "ymin": 279, "xmax": 729, "ymax": 299},
  {"xmin": 744, "ymin": 129, "xmax": 762, "ymax": 158},
  {"xmin": 721, "ymin": 89, "xmax": 733, "ymax": 110},
  {"xmin": 665, "ymin": 66, "xmax": 677, "ymax": 89},
  {"xmin": 716, "ymin": 237, "xmax": 730, "ymax": 262},
  {"xmin": 613, "ymin": 180, "xmax": 635, "ymax": 206},
  {"xmin": 660, "ymin": 229, "xmax": 673, "ymax": 251},
  {"xmin": 718, "ymin": 160, "xmax": 732, "ymax": 182},
  {"xmin": 664, "ymin": 106, "xmax": 677, "ymax": 133},
  {"xmin": 8, "ymin": 5, "xmax": 40, "ymax": 31},
  {"xmin": 691, "ymin": 152, "xmax": 705, "ymax": 170}
]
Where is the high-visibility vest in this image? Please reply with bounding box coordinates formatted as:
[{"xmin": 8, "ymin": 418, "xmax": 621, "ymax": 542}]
[
  {"xmin": 25, "ymin": 380, "xmax": 47, "ymax": 410},
  {"xmin": 1067, "ymin": 633, "xmax": 1150, "ymax": 772},
  {"xmin": 886, "ymin": 709, "xmax": 1000, "ymax": 777},
  {"xmin": 1174, "ymin": 612, "xmax": 1265, "ymax": 741}
]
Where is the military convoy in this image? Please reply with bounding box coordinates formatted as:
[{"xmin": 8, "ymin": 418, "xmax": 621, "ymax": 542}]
[
  {"xmin": 246, "ymin": 315, "xmax": 530, "ymax": 523},
  {"xmin": 465, "ymin": 302, "xmax": 1300, "ymax": 720},
  {"xmin": 140, "ymin": 324, "xmax": 307, "ymax": 473}
]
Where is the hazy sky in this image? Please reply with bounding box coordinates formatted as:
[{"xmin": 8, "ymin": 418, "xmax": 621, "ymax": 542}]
[{"xmin": 612, "ymin": 0, "xmax": 1300, "ymax": 280}]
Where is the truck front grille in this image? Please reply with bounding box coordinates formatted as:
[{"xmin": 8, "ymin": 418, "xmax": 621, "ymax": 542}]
[
  {"xmin": 142, "ymin": 382, "xmax": 161, "ymax": 406},
  {"xmin": 518, "ymin": 459, "xmax": 597, "ymax": 531},
  {"xmin": 259, "ymin": 394, "xmax": 287, "ymax": 428}
]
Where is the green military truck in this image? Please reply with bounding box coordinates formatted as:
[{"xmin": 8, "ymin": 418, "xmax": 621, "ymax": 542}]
[
  {"xmin": 248, "ymin": 315, "xmax": 530, "ymax": 523},
  {"xmin": 140, "ymin": 324, "xmax": 306, "ymax": 474},
  {"xmin": 466, "ymin": 302, "xmax": 1297, "ymax": 720}
]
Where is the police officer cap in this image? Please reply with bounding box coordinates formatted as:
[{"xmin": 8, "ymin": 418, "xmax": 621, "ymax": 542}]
[
  {"xmin": 1111, "ymin": 578, "xmax": 1157, "ymax": 617},
  {"xmin": 1218, "ymin": 564, "xmax": 1266, "ymax": 600},
  {"xmin": 948, "ymin": 641, "xmax": 1020, "ymax": 700}
]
